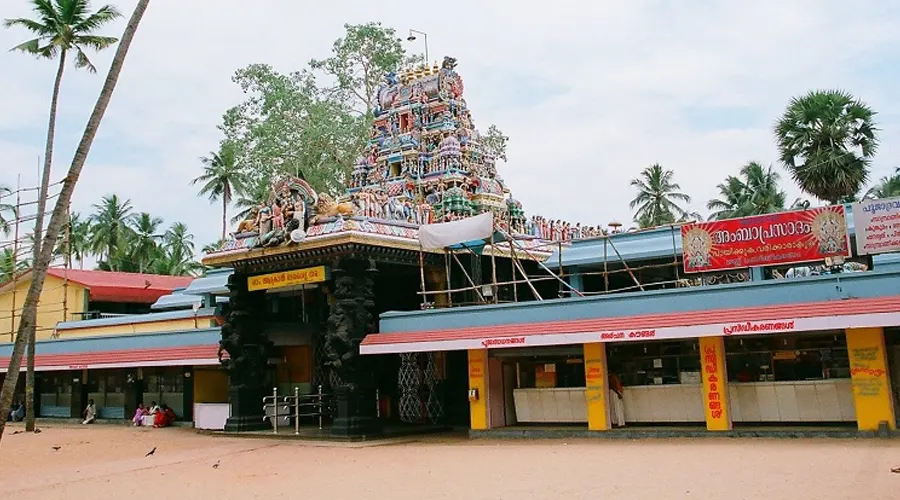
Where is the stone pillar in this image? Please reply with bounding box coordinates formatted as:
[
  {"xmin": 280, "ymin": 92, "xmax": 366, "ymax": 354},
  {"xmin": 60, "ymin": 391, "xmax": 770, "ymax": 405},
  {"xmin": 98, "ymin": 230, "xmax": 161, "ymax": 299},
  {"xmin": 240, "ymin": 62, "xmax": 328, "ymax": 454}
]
[
  {"xmin": 699, "ymin": 336, "xmax": 732, "ymax": 431},
  {"xmin": 583, "ymin": 343, "xmax": 609, "ymax": 431},
  {"xmin": 468, "ymin": 349, "xmax": 489, "ymax": 430},
  {"xmin": 846, "ymin": 327, "xmax": 896, "ymax": 431},
  {"xmin": 220, "ymin": 272, "xmax": 271, "ymax": 432},
  {"xmin": 324, "ymin": 259, "xmax": 381, "ymax": 437}
]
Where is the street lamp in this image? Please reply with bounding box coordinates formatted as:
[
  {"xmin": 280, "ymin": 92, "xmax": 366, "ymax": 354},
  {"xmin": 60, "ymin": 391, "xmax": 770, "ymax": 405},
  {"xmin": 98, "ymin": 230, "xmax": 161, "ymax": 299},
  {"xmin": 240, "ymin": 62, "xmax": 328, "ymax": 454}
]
[{"xmin": 406, "ymin": 29, "xmax": 429, "ymax": 64}]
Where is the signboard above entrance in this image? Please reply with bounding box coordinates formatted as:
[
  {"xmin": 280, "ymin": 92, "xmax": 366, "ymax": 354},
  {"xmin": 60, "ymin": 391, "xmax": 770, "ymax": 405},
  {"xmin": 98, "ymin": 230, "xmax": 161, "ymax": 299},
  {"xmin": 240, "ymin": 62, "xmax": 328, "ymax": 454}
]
[
  {"xmin": 247, "ymin": 266, "xmax": 329, "ymax": 292},
  {"xmin": 852, "ymin": 197, "xmax": 900, "ymax": 256},
  {"xmin": 681, "ymin": 206, "xmax": 851, "ymax": 273}
]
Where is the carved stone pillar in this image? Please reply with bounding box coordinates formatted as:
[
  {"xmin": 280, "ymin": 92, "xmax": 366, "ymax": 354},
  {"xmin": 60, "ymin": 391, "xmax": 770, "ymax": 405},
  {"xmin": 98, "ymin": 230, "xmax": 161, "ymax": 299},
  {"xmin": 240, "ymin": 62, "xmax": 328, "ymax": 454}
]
[
  {"xmin": 219, "ymin": 273, "xmax": 271, "ymax": 432},
  {"xmin": 323, "ymin": 259, "xmax": 381, "ymax": 437},
  {"xmin": 424, "ymin": 267, "xmax": 449, "ymax": 307}
]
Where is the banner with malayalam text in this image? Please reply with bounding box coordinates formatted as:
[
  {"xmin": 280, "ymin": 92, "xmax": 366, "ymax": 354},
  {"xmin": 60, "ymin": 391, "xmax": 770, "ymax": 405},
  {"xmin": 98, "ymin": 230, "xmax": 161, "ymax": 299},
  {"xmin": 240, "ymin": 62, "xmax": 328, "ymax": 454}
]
[
  {"xmin": 681, "ymin": 206, "xmax": 851, "ymax": 273},
  {"xmin": 852, "ymin": 197, "xmax": 900, "ymax": 256}
]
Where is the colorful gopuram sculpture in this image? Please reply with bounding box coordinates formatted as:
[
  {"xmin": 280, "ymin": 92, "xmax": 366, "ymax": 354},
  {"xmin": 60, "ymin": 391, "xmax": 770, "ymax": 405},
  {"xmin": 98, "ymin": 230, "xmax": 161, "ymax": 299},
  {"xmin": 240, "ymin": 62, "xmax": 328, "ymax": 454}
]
[{"xmin": 214, "ymin": 56, "xmax": 568, "ymax": 256}]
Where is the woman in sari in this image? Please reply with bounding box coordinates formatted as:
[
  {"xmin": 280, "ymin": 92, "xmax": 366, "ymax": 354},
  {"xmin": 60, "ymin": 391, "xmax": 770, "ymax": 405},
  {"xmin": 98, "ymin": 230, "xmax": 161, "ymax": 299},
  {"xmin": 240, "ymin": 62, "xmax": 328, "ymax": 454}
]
[{"xmin": 133, "ymin": 403, "xmax": 147, "ymax": 426}]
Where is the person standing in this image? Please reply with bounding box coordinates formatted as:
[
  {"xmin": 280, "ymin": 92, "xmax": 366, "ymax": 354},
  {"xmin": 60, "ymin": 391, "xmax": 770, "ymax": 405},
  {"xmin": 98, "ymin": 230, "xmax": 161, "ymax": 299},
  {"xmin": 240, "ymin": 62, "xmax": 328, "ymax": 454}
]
[{"xmin": 609, "ymin": 370, "xmax": 626, "ymax": 428}]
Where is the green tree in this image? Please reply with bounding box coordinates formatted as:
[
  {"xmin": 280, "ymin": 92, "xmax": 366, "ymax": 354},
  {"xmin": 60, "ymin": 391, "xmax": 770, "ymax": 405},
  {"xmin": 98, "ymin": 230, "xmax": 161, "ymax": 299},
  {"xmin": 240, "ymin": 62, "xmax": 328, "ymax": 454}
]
[
  {"xmin": 128, "ymin": 212, "xmax": 163, "ymax": 273},
  {"xmin": 57, "ymin": 211, "xmax": 92, "ymax": 269},
  {"xmin": 482, "ymin": 124, "xmax": 509, "ymax": 162},
  {"xmin": 707, "ymin": 162, "xmax": 788, "ymax": 220},
  {"xmin": 707, "ymin": 175, "xmax": 749, "ymax": 220},
  {"xmin": 774, "ymin": 90, "xmax": 879, "ymax": 204},
  {"xmin": 162, "ymin": 221, "xmax": 194, "ymax": 264},
  {"xmin": 220, "ymin": 64, "xmax": 365, "ymax": 196},
  {"xmin": 4, "ymin": 0, "xmax": 121, "ymax": 264},
  {"xmin": 193, "ymin": 142, "xmax": 244, "ymax": 241},
  {"xmin": 0, "ymin": 248, "xmax": 28, "ymax": 284},
  {"xmin": 89, "ymin": 194, "xmax": 133, "ymax": 266},
  {"xmin": 629, "ymin": 164, "xmax": 692, "ymax": 228},
  {"xmin": 309, "ymin": 22, "xmax": 407, "ymax": 115},
  {"xmin": 0, "ymin": 185, "xmax": 15, "ymax": 236},
  {"xmin": 231, "ymin": 174, "xmax": 271, "ymax": 223},
  {"xmin": 863, "ymin": 168, "xmax": 900, "ymax": 200},
  {"xmin": 0, "ymin": 0, "xmax": 151, "ymax": 444}
]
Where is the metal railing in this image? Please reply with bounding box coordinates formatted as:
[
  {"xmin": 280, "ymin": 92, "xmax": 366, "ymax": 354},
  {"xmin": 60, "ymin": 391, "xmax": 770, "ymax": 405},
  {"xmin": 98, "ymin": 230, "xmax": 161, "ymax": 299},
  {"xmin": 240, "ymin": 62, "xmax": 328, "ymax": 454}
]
[{"xmin": 262, "ymin": 385, "xmax": 332, "ymax": 434}]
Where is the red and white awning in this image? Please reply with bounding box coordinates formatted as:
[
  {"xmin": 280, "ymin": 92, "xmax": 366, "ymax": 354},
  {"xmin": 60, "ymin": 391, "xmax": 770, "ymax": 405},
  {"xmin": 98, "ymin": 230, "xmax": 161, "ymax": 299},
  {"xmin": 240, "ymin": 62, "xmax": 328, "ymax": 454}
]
[
  {"xmin": 360, "ymin": 296, "xmax": 900, "ymax": 355},
  {"xmin": 0, "ymin": 344, "xmax": 221, "ymax": 373}
]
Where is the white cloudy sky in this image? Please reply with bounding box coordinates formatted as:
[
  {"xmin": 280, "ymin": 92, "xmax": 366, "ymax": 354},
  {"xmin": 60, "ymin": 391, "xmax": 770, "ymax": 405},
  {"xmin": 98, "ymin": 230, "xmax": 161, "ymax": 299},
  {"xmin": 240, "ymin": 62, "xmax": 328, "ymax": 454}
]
[{"xmin": 2, "ymin": 0, "xmax": 899, "ymax": 256}]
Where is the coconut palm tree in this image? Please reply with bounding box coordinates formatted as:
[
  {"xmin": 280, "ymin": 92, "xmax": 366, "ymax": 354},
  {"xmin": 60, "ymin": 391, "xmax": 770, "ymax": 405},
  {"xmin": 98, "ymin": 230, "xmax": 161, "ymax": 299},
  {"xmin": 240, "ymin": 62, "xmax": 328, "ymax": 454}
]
[
  {"xmin": 4, "ymin": 0, "xmax": 122, "ymax": 264},
  {"xmin": 0, "ymin": 0, "xmax": 150, "ymax": 444},
  {"xmin": 0, "ymin": 185, "xmax": 16, "ymax": 236},
  {"xmin": 740, "ymin": 162, "xmax": 787, "ymax": 215},
  {"xmin": 129, "ymin": 212, "xmax": 163, "ymax": 273},
  {"xmin": 193, "ymin": 142, "xmax": 245, "ymax": 241},
  {"xmin": 231, "ymin": 175, "xmax": 271, "ymax": 224},
  {"xmin": 57, "ymin": 211, "xmax": 91, "ymax": 269},
  {"xmin": 863, "ymin": 168, "xmax": 900, "ymax": 200},
  {"xmin": 774, "ymin": 90, "xmax": 879, "ymax": 205},
  {"xmin": 202, "ymin": 240, "xmax": 224, "ymax": 253},
  {"xmin": 89, "ymin": 194, "xmax": 133, "ymax": 265},
  {"xmin": 629, "ymin": 164, "xmax": 692, "ymax": 228},
  {"xmin": 707, "ymin": 176, "xmax": 749, "ymax": 220},
  {"xmin": 162, "ymin": 222, "xmax": 194, "ymax": 263}
]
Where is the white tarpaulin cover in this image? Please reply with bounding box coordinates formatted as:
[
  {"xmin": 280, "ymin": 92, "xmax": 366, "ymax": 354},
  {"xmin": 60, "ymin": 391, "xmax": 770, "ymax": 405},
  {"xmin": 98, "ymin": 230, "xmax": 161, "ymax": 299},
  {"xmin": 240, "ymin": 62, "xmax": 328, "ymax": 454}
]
[{"xmin": 418, "ymin": 212, "xmax": 493, "ymax": 250}]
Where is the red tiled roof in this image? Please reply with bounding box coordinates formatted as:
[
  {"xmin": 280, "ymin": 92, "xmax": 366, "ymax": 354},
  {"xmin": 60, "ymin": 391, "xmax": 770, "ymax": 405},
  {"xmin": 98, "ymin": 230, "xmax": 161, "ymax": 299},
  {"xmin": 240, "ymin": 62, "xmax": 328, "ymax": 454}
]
[
  {"xmin": 45, "ymin": 268, "xmax": 193, "ymax": 304},
  {"xmin": 0, "ymin": 344, "xmax": 222, "ymax": 373},
  {"xmin": 363, "ymin": 296, "xmax": 900, "ymax": 348}
]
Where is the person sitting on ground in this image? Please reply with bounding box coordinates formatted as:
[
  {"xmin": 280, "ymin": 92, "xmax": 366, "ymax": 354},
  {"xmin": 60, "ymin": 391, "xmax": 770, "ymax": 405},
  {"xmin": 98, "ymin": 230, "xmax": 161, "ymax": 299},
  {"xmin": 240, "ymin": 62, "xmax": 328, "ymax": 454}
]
[
  {"xmin": 133, "ymin": 403, "xmax": 148, "ymax": 427},
  {"xmin": 82, "ymin": 399, "xmax": 97, "ymax": 425},
  {"xmin": 153, "ymin": 404, "xmax": 176, "ymax": 428},
  {"xmin": 11, "ymin": 402, "xmax": 25, "ymax": 422},
  {"xmin": 148, "ymin": 401, "xmax": 160, "ymax": 414}
]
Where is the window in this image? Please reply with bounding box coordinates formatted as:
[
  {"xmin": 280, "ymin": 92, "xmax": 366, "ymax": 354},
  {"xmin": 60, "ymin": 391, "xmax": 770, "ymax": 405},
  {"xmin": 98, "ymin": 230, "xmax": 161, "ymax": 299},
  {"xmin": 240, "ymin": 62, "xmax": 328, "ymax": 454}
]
[
  {"xmin": 144, "ymin": 367, "xmax": 185, "ymax": 419},
  {"xmin": 724, "ymin": 332, "xmax": 849, "ymax": 382},
  {"xmin": 608, "ymin": 340, "xmax": 701, "ymax": 386},
  {"xmin": 517, "ymin": 358, "xmax": 585, "ymax": 389},
  {"xmin": 86, "ymin": 369, "xmax": 126, "ymax": 417},
  {"xmin": 39, "ymin": 372, "xmax": 72, "ymax": 412}
]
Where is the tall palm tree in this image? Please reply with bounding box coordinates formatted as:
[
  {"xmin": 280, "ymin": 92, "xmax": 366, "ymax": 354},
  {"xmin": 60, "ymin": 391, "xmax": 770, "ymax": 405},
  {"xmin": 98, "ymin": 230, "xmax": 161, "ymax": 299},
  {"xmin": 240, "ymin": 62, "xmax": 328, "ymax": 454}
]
[
  {"xmin": 863, "ymin": 168, "xmax": 900, "ymax": 200},
  {"xmin": 774, "ymin": 90, "xmax": 879, "ymax": 204},
  {"xmin": 193, "ymin": 142, "xmax": 245, "ymax": 241},
  {"xmin": 57, "ymin": 211, "xmax": 91, "ymax": 269},
  {"xmin": 707, "ymin": 176, "xmax": 749, "ymax": 220},
  {"xmin": 202, "ymin": 240, "xmax": 224, "ymax": 253},
  {"xmin": 163, "ymin": 221, "xmax": 194, "ymax": 263},
  {"xmin": 0, "ymin": 185, "xmax": 16, "ymax": 236},
  {"xmin": 129, "ymin": 212, "xmax": 163, "ymax": 273},
  {"xmin": 0, "ymin": 0, "xmax": 151, "ymax": 444},
  {"xmin": 4, "ymin": 0, "xmax": 122, "ymax": 263},
  {"xmin": 740, "ymin": 162, "xmax": 787, "ymax": 215},
  {"xmin": 231, "ymin": 175, "xmax": 271, "ymax": 224},
  {"xmin": 89, "ymin": 194, "xmax": 133, "ymax": 264},
  {"xmin": 629, "ymin": 164, "xmax": 692, "ymax": 228}
]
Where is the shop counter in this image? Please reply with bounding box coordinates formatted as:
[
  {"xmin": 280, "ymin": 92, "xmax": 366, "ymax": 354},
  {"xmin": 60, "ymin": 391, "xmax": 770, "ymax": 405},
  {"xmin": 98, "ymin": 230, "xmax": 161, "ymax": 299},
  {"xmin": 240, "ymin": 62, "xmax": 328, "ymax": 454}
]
[
  {"xmin": 194, "ymin": 403, "xmax": 231, "ymax": 430},
  {"xmin": 622, "ymin": 384, "xmax": 705, "ymax": 423},
  {"xmin": 728, "ymin": 379, "xmax": 855, "ymax": 422},
  {"xmin": 513, "ymin": 388, "xmax": 588, "ymax": 423}
]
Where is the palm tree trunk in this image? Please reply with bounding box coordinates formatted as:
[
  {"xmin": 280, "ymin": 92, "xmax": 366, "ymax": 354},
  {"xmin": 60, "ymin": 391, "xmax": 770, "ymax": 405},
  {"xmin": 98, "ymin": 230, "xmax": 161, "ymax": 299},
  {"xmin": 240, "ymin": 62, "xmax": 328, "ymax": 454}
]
[
  {"xmin": 25, "ymin": 49, "xmax": 68, "ymax": 433},
  {"xmin": 222, "ymin": 195, "xmax": 227, "ymax": 242},
  {"xmin": 0, "ymin": 0, "xmax": 151, "ymax": 444}
]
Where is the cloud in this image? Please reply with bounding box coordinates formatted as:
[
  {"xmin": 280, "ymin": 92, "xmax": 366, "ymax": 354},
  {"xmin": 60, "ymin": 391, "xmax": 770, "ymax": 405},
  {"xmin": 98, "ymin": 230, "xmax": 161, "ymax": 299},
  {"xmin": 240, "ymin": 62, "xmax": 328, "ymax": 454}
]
[{"xmin": 1, "ymin": 0, "xmax": 899, "ymax": 257}]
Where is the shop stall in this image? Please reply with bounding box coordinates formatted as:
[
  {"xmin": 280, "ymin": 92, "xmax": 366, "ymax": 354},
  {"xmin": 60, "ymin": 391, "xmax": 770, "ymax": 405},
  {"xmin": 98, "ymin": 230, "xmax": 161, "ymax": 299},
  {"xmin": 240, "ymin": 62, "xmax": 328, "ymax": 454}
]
[{"xmin": 725, "ymin": 332, "xmax": 855, "ymax": 422}]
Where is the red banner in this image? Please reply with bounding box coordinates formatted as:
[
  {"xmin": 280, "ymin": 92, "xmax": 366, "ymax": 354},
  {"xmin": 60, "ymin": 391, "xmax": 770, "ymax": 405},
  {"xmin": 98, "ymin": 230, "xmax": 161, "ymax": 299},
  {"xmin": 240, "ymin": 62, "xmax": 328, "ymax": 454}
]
[{"xmin": 681, "ymin": 206, "xmax": 851, "ymax": 273}]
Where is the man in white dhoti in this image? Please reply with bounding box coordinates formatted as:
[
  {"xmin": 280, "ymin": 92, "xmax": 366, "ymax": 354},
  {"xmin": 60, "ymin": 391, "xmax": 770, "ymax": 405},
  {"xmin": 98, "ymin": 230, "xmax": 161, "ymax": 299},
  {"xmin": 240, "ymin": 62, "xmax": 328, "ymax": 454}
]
[{"xmin": 609, "ymin": 371, "xmax": 625, "ymax": 428}]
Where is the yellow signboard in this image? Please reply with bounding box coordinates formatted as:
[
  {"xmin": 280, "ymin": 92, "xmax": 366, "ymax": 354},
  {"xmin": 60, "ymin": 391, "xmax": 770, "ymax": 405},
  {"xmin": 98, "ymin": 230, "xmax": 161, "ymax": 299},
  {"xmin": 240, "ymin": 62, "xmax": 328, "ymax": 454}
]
[{"xmin": 247, "ymin": 266, "xmax": 328, "ymax": 292}]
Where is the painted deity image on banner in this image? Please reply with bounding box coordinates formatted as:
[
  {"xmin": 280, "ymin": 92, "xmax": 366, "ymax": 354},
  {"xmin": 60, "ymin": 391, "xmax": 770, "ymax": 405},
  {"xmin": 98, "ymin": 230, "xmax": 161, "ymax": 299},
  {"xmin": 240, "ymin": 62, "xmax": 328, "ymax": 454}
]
[
  {"xmin": 683, "ymin": 227, "xmax": 713, "ymax": 269},
  {"xmin": 811, "ymin": 208, "xmax": 848, "ymax": 255}
]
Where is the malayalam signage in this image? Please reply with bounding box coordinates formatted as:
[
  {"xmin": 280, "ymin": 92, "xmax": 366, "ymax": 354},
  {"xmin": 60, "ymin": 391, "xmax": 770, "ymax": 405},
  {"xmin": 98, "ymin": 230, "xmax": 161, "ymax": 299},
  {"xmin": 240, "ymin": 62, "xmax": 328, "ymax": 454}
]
[
  {"xmin": 247, "ymin": 265, "xmax": 329, "ymax": 292},
  {"xmin": 852, "ymin": 197, "xmax": 900, "ymax": 256},
  {"xmin": 681, "ymin": 206, "xmax": 851, "ymax": 273}
]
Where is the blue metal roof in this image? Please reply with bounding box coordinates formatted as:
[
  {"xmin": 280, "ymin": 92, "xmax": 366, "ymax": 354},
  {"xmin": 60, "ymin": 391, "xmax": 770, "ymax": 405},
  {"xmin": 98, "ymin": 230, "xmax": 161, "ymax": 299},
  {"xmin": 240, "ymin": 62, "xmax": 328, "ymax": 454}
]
[
  {"xmin": 181, "ymin": 268, "xmax": 233, "ymax": 295},
  {"xmin": 0, "ymin": 327, "xmax": 221, "ymax": 357},
  {"xmin": 151, "ymin": 293, "xmax": 203, "ymax": 311},
  {"xmin": 56, "ymin": 307, "xmax": 218, "ymax": 331}
]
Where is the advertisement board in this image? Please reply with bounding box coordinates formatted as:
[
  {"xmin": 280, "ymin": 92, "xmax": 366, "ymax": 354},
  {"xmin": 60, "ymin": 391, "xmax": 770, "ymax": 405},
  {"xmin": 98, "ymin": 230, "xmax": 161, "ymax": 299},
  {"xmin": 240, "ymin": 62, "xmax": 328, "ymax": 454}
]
[
  {"xmin": 852, "ymin": 197, "xmax": 900, "ymax": 256},
  {"xmin": 681, "ymin": 206, "xmax": 850, "ymax": 273}
]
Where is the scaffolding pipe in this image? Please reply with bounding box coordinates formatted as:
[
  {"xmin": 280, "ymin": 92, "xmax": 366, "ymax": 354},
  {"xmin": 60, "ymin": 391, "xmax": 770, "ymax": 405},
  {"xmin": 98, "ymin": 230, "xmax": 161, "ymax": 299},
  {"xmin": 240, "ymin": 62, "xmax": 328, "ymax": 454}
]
[
  {"xmin": 489, "ymin": 231, "xmax": 499, "ymax": 304},
  {"xmin": 450, "ymin": 251, "xmax": 485, "ymax": 303},
  {"xmin": 606, "ymin": 235, "xmax": 644, "ymax": 291},
  {"xmin": 444, "ymin": 251, "xmax": 452, "ymax": 307}
]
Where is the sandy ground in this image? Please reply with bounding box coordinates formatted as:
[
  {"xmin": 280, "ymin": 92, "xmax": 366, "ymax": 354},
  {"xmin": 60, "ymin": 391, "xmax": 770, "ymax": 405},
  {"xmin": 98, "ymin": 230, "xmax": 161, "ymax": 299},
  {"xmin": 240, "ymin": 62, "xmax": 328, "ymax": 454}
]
[{"xmin": 1, "ymin": 423, "xmax": 899, "ymax": 500}]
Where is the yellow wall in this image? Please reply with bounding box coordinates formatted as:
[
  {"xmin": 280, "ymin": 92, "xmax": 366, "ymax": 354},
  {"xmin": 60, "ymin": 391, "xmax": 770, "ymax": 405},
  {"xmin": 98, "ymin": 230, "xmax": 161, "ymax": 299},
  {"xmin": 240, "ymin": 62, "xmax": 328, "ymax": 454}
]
[
  {"xmin": 700, "ymin": 336, "xmax": 732, "ymax": 431},
  {"xmin": 583, "ymin": 343, "xmax": 610, "ymax": 431},
  {"xmin": 194, "ymin": 368, "xmax": 229, "ymax": 403},
  {"xmin": 846, "ymin": 327, "xmax": 896, "ymax": 431},
  {"xmin": 59, "ymin": 316, "xmax": 216, "ymax": 338},
  {"xmin": 0, "ymin": 274, "xmax": 87, "ymax": 341},
  {"xmin": 468, "ymin": 349, "xmax": 488, "ymax": 430}
]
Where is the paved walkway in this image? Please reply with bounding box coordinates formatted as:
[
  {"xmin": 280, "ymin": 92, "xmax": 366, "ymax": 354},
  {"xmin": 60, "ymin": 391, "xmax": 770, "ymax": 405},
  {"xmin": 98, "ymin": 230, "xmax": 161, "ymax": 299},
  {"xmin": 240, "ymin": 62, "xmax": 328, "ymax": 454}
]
[{"xmin": 2, "ymin": 422, "xmax": 899, "ymax": 499}]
